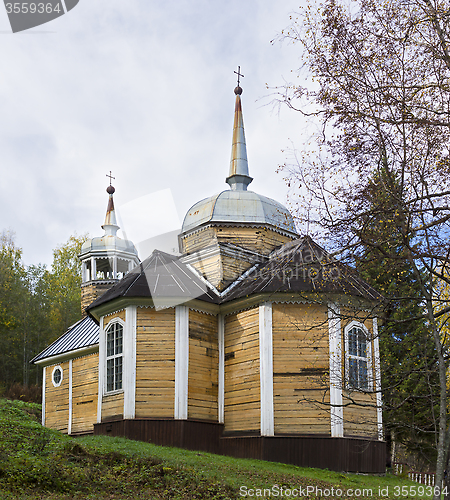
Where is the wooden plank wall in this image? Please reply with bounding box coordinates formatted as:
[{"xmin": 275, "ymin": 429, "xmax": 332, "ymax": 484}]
[
  {"xmin": 104, "ymin": 309, "xmax": 126, "ymax": 325},
  {"xmin": 224, "ymin": 308, "xmax": 260, "ymax": 432},
  {"xmin": 45, "ymin": 361, "xmax": 70, "ymax": 433},
  {"xmin": 181, "ymin": 227, "xmax": 217, "ymax": 254},
  {"xmin": 217, "ymin": 227, "xmax": 292, "ymax": 255},
  {"xmin": 102, "ymin": 393, "xmax": 124, "ymax": 421},
  {"xmin": 272, "ymin": 303, "xmax": 331, "ymax": 435},
  {"xmin": 188, "ymin": 310, "xmax": 218, "ymax": 420},
  {"xmin": 135, "ymin": 307, "xmax": 176, "ymax": 418},
  {"xmin": 71, "ymin": 353, "xmax": 99, "ymax": 434},
  {"xmin": 342, "ymin": 391, "xmax": 378, "ymax": 438},
  {"xmin": 190, "ymin": 253, "xmax": 222, "ymax": 289},
  {"xmin": 181, "ymin": 226, "xmax": 293, "ymax": 256},
  {"xmin": 81, "ymin": 282, "xmax": 114, "ymax": 316}
]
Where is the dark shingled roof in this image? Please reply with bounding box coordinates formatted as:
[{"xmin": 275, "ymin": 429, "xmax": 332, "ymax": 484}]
[
  {"xmin": 30, "ymin": 315, "xmax": 99, "ymax": 364},
  {"xmin": 32, "ymin": 237, "xmax": 381, "ymax": 363},
  {"xmin": 86, "ymin": 250, "xmax": 219, "ymax": 311},
  {"xmin": 222, "ymin": 237, "xmax": 382, "ymax": 302},
  {"xmin": 86, "ymin": 237, "xmax": 381, "ymax": 311}
]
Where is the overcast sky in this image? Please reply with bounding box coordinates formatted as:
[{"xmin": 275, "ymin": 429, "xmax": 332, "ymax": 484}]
[{"xmin": 0, "ymin": 0, "xmax": 309, "ymax": 267}]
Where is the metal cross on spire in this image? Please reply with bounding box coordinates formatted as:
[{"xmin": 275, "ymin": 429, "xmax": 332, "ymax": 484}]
[
  {"xmin": 234, "ymin": 66, "xmax": 244, "ymax": 87},
  {"xmin": 106, "ymin": 171, "xmax": 115, "ymax": 186}
]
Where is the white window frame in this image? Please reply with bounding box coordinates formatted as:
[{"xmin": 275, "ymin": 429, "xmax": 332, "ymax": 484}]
[
  {"xmin": 344, "ymin": 321, "xmax": 373, "ymax": 391},
  {"xmin": 105, "ymin": 319, "xmax": 125, "ymax": 394},
  {"xmin": 51, "ymin": 365, "xmax": 63, "ymax": 387}
]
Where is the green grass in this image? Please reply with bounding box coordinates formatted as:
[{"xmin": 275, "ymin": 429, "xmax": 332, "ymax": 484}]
[{"xmin": 0, "ymin": 398, "xmax": 439, "ymax": 499}]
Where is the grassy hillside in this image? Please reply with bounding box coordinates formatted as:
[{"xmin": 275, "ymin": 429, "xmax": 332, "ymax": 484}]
[{"xmin": 0, "ymin": 398, "xmax": 437, "ymax": 499}]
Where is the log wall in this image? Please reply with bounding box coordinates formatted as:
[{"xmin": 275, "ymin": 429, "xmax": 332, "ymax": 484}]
[
  {"xmin": 81, "ymin": 281, "xmax": 116, "ymax": 316},
  {"xmin": 188, "ymin": 310, "xmax": 218, "ymax": 420},
  {"xmin": 181, "ymin": 226, "xmax": 293, "ymax": 255},
  {"xmin": 135, "ymin": 307, "xmax": 176, "ymax": 418},
  {"xmin": 44, "ymin": 361, "xmax": 70, "ymax": 433},
  {"xmin": 71, "ymin": 353, "xmax": 98, "ymax": 434},
  {"xmin": 104, "ymin": 309, "xmax": 126, "ymax": 325},
  {"xmin": 342, "ymin": 391, "xmax": 378, "ymax": 438},
  {"xmin": 272, "ymin": 303, "xmax": 331, "ymax": 435},
  {"xmin": 224, "ymin": 308, "xmax": 260, "ymax": 432},
  {"xmin": 102, "ymin": 393, "xmax": 124, "ymax": 421}
]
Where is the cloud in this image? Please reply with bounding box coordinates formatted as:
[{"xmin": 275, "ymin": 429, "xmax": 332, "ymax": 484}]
[{"xmin": 0, "ymin": 0, "xmax": 305, "ymax": 266}]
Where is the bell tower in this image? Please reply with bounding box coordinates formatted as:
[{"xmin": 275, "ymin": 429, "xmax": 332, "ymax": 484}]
[{"xmin": 78, "ymin": 179, "xmax": 140, "ymax": 314}]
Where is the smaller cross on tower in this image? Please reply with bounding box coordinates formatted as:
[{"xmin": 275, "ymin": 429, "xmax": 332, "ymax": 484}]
[
  {"xmin": 234, "ymin": 66, "xmax": 244, "ymax": 87},
  {"xmin": 106, "ymin": 171, "xmax": 115, "ymax": 186}
]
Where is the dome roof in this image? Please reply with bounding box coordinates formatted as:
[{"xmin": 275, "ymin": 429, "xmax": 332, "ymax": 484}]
[
  {"xmin": 181, "ymin": 189, "xmax": 297, "ymax": 234},
  {"xmin": 79, "ymin": 234, "xmax": 138, "ymax": 257},
  {"xmin": 180, "ymin": 85, "xmax": 297, "ymax": 237},
  {"xmin": 79, "ymin": 183, "xmax": 139, "ymax": 259}
]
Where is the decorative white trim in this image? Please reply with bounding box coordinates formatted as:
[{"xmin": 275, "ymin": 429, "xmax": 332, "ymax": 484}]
[
  {"xmin": 218, "ymin": 314, "xmax": 225, "ymax": 424},
  {"xmin": 272, "ymin": 299, "xmax": 314, "ymax": 305},
  {"xmin": 104, "ymin": 308, "xmax": 126, "ymax": 320},
  {"xmin": 189, "ymin": 306, "xmax": 216, "ymax": 316},
  {"xmin": 328, "ymin": 303, "xmax": 344, "ymax": 437},
  {"xmin": 373, "ymin": 318, "xmax": 383, "ymax": 440},
  {"xmin": 81, "ymin": 280, "xmax": 117, "ymax": 288},
  {"xmin": 68, "ymin": 359, "xmax": 73, "ymax": 435},
  {"xmin": 51, "ymin": 365, "xmax": 63, "ymax": 387},
  {"xmin": 174, "ymin": 306, "xmax": 189, "ymax": 419},
  {"xmin": 42, "ymin": 367, "xmax": 46, "ymax": 426},
  {"xmin": 123, "ymin": 306, "xmax": 137, "ymax": 419},
  {"xmin": 179, "ymin": 222, "xmax": 297, "ymax": 240},
  {"xmin": 137, "ymin": 305, "xmax": 155, "ymax": 309},
  {"xmin": 34, "ymin": 345, "xmax": 99, "ymax": 367},
  {"xmin": 223, "ymin": 305, "xmax": 256, "ymax": 317},
  {"xmin": 344, "ymin": 320, "xmax": 373, "ymax": 391},
  {"xmin": 97, "ymin": 316, "xmax": 104, "ymax": 423},
  {"xmin": 185, "ymin": 261, "xmax": 260, "ymax": 299},
  {"xmin": 259, "ymin": 302, "xmax": 274, "ymax": 436}
]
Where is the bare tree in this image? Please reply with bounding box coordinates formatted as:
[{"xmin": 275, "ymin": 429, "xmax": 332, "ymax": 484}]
[{"xmin": 275, "ymin": 0, "xmax": 450, "ymax": 494}]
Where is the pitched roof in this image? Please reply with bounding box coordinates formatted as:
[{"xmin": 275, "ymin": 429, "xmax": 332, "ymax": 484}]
[
  {"xmin": 222, "ymin": 237, "xmax": 382, "ymax": 302},
  {"xmin": 86, "ymin": 250, "xmax": 219, "ymax": 312},
  {"xmin": 86, "ymin": 237, "xmax": 381, "ymax": 312},
  {"xmin": 32, "ymin": 237, "xmax": 380, "ymax": 363},
  {"xmin": 30, "ymin": 315, "xmax": 99, "ymax": 364}
]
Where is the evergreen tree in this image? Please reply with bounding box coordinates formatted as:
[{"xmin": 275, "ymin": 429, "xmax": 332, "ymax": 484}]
[{"xmin": 355, "ymin": 173, "xmax": 440, "ymax": 469}]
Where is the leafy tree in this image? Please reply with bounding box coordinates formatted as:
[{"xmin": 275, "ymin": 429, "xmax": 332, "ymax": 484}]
[
  {"xmin": 276, "ymin": 0, "xmax": 450, "ymax": 491},
  {"xmin": 46, "ymin": 233, "xmax": 89, "ymax": 336},
  {"xmin": 0, "ymin": 231, "xmax": 88, "ymax": 388},
  {"xmin": 0, "ymin": 231, "xmax": 27, "ymax": 386}
]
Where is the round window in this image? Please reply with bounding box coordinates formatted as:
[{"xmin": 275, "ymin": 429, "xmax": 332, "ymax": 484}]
[{"xmin": 52, "ymin": 366, "xmax": 63, "ymax": 387}]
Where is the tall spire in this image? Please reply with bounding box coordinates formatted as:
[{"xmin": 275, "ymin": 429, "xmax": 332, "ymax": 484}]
[
  {"xmin": 102, "ymin": 178, "xmax": 119, "ymax": 236},
  {"xmin": 226, "ymin": 68, "xmax": 253, "ymax": 191}
]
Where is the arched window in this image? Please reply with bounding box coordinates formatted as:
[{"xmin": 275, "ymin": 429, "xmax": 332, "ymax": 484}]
[
  {"xmin": 106, "ymin": 322, "xmax": 123, "ymax": 392},
  {"xmin": 345, "ymin": 323, "xmax": 371, "ymax": 391}
]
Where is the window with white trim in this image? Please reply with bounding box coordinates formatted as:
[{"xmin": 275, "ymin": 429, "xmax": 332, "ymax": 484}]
[
  {"xmin": 106, "ymin": 322, "xmax": 123, "ymax": 392},
  {"xmin": 52, "ymin": 366, "xmax": 63, "ymax": 387},
  {"xmin": 345, "ymin": 323, "xmax": 371, "ymax": 391}
]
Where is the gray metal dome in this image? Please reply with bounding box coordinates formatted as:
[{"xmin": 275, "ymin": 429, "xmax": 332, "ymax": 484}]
[
  {"xmin": 79, "ymin": 234, "xmax": 138, "ymax": 257},
  {"xmin": 181, "ymin": 189, "xmax": 297, "ymax": 234},
  {"xmin": 181, "ymin": 87, "xmax": 297, "ymax": 237},
  {"xmin": 78, "ymin": 184, "xmax": 140, "ymax": 283}
]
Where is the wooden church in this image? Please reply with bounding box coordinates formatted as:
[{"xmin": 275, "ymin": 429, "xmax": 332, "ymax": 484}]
[{"xmin": 32, "ymin": 80, "xmax": 385, "ymax": 473}]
